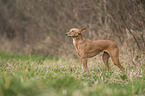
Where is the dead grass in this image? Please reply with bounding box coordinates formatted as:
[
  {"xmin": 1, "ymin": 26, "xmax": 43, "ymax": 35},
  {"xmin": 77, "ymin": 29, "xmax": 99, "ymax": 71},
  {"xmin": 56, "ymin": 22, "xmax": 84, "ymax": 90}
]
[{"xmin": 0, "ymin": 51, "xmax": 145, "ymax": 96}]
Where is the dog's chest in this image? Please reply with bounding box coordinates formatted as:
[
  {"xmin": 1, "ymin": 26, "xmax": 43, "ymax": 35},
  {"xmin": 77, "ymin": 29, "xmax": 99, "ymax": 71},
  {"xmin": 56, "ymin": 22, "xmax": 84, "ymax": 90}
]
[
  {"xmin": 73, "ymin": 39, "xmax": 86, "ymax": 56},
  {"xmin": 73, "ymin": 39, "xmax": 76, "ymax": 46},
  {"xmin": 73, "ymin": 39, "xmax": 78, "ymax": 52}
]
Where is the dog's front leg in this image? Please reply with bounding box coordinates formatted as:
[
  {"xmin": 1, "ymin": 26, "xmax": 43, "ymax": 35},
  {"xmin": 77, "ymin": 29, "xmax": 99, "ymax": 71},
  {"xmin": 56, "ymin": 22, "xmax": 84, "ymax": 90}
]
[{"xmin": 82, "ymin": 58, "xmax": 89, "ymax": 73}]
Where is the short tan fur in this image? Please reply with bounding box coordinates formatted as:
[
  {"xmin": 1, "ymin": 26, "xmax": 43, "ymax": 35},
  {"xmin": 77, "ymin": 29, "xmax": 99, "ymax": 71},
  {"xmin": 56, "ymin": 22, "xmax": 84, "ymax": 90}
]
[{"xmin": 66, "ymin": 28, "xmax": 124, "ymax": 73}]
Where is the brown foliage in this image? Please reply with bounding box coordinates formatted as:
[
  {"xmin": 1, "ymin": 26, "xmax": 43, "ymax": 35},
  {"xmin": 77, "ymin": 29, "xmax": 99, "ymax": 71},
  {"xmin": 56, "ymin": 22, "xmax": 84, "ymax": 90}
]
[{"xmin": 0, "ymin": 0, "xmax": 145, "ymax": 57}]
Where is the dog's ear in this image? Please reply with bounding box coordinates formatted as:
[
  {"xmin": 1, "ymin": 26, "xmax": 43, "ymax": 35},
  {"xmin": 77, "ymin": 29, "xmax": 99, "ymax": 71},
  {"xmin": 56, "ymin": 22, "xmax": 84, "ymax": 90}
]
[{"xmin": 79, "ymin": 28, "xmax": 86, "ymax": 33}]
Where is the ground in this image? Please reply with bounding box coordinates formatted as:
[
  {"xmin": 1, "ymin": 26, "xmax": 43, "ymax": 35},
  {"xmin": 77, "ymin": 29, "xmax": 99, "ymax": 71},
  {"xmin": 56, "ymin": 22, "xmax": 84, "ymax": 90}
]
[{"xmin": 0, "ymin": 51, "xmax": 145, "ymax": 96}]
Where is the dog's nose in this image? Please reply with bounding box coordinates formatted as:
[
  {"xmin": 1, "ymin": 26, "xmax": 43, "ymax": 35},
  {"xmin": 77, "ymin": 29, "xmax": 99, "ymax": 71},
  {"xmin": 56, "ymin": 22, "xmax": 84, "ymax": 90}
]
[{"xmin": 65, "ymin": 33, "xmax": 68, "ymax": 36}]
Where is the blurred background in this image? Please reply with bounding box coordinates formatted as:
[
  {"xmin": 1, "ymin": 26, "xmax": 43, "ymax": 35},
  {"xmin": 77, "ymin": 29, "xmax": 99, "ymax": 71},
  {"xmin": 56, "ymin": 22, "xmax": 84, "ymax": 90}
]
[{"xmin": 0, "ymin": 0, "xmax": 145, "ymax": 57}]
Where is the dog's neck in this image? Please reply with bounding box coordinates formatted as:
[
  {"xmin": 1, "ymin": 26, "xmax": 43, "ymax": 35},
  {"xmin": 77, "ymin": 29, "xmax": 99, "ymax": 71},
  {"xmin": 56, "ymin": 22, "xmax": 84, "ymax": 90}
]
[{"xmin": 73, "ymin": 35, "xmax": 85, "ymax": 47}]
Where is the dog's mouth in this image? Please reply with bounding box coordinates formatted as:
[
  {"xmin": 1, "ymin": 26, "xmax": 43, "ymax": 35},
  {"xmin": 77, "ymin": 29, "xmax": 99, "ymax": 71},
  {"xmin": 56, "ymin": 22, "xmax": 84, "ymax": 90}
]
[
  {"xmin": 65, "ymin": 33, "xmax": 72, "ymax": 37},
  {"xmin": 65, "ymin": 33, "xmax": 79, "ymax": 38}
]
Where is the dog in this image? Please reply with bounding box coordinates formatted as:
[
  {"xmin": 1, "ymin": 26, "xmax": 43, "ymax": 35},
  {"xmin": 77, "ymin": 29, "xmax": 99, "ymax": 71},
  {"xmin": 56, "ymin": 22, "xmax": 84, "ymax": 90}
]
[{"xmin": 65, "ymin": 28, "xmax": 124, "ymax": 73}]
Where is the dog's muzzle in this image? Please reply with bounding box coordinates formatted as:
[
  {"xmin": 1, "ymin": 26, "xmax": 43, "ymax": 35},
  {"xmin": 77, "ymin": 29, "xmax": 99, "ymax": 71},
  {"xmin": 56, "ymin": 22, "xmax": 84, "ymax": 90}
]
[
  {"xmin": 65, "ymin": 33, "xmax": 68, "ymax": 36},
  {"xmin": 65, "ymin": 33, "xmax": 72, "ymax": 37}
]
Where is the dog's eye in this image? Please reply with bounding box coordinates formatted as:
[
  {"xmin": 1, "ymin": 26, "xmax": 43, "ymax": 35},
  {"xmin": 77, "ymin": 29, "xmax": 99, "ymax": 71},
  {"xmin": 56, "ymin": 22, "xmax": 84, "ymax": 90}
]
[{"xmin": 72, "ymin": 30, "xmax": 74, "ymax": 32}]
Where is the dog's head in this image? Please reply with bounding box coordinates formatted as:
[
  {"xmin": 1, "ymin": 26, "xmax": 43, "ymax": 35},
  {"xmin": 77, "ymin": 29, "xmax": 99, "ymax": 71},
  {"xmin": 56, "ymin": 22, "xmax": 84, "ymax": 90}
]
[{"xmin": 65, "ymin": 28, "xmax": 86, "ymax": 37}]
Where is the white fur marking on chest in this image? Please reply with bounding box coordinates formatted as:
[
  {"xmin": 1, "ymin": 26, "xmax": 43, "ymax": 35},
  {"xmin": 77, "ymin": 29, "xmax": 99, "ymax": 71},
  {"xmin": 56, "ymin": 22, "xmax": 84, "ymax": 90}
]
[{"xmin": 73, "ymin": 38, "xmax": 78, "ymax": 50}]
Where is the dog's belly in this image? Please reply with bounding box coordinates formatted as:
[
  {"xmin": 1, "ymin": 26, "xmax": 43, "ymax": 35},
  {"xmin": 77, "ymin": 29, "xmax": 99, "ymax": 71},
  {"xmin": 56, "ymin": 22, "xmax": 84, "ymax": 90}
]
[{"xmin": 86, "ymin": 50, "xmax": 101, "ymax": 58}]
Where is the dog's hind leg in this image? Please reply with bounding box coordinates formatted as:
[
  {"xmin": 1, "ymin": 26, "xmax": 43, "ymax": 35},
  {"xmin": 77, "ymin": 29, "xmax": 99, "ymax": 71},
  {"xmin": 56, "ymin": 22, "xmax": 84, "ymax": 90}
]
[
  {"xmin": 102, "ymin": 51, "xmax": 110, "ymax": 71},
  {"xmin": 110, "ymin": 48, "xmax": 125, "ymax": 73}
]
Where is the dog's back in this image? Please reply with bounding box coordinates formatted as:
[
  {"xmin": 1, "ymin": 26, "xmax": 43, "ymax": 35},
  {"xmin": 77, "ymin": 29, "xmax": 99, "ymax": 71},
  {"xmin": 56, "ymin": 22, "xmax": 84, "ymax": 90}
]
[{"xmin": 66, "ymin": 28, "xmax": 124, "ymax": 73}]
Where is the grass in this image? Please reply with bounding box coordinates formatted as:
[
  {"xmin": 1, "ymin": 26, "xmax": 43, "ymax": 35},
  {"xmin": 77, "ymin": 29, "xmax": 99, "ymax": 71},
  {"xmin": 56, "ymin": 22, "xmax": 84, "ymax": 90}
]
[{"xmin": 0, "ymin": 51, "xmax": 145, "ymax": 96}]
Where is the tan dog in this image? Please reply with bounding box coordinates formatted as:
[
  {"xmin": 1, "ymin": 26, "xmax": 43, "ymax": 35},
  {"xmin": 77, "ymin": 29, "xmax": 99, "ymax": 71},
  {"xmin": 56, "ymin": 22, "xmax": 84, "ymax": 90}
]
[{"xmin": 65, "ymin": 28, "xmax": 124, "ymax": 73}]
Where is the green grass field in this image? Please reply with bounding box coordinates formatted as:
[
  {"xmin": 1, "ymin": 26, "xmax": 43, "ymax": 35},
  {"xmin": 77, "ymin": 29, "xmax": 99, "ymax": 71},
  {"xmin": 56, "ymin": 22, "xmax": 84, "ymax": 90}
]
[{"xmin": 0, "ymin": 51, "xmax": 145, "ymax": 96}]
